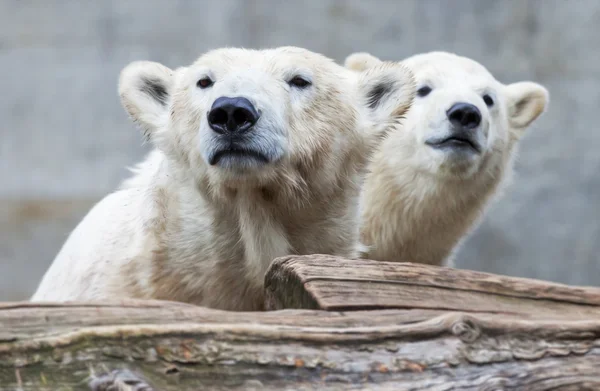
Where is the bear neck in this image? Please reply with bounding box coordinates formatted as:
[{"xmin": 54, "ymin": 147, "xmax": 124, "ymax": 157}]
[
  {"xmin": 361, "ymin": 147, "xmax": 512, "ymax": 266},
  {"xmin": 135, "ymin": 149, "xmax": 364, "ymax": 309}
]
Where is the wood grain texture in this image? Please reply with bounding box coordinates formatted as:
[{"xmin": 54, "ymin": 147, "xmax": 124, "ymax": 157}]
[
  {"xmin": 264, "ymin": 255, "xmax": 600, "ymax": 316},
  {"xmin": 1, "ymin": 301, "xmax": 600, "ymax": 390},
  {"xmin": 4, "ymin": 256, "xmax": 600, "ymax": 390}
]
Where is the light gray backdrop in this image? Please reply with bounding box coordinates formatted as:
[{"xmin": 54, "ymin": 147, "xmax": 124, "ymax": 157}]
[{"xmin": 1, "ymin": 0, "xmax": 598, "ymax": 300}]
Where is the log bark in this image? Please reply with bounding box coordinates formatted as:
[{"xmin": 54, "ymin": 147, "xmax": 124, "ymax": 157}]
[
  {"xmin": 3, "ymin": 255, "xmax": 600, "ymax": 390},
  {"xmin": 264, "ymin": 255, "xmax": 600, "ymax": 317},
  {"xmin": 1, "ymin": 300, "xmax": 600, "ymax": 390}
]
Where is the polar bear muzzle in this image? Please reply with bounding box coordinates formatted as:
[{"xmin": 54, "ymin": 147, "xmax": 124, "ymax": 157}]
[
  {"xmin": 207, "ymin": 97, "xmax": 261, "ymax": 135},
  {"xmin": 423, "ymin": 102, "xmax": 484, "ymax": 155},
  {"xmin": 205, "ymin": 96, "xmax": 270, "ymax": 167}
]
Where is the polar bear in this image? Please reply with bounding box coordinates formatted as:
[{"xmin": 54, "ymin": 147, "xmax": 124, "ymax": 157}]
[
  {"xmin": 31, "ymin": 47, "xmax": 415, "ymax": 310},
  {"xmin": 346, "ymin": 51, "xmax": 549, "ymax": 266}
]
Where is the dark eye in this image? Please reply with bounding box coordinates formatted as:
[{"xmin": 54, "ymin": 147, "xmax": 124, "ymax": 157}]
[
  {"xmin": 483, "ymin": 94, "xmax": 494, "ymax": 107},
  {"xmin": 197, "ymin": 77, "xmax": 214, "ymax": 89},
  {"xmin": 417, "ymin": 86, "xmax": 432, "ymax": 97},
  {"xmin": 288, "ymin": 76, "xmax": 311, "ymax": 88}
]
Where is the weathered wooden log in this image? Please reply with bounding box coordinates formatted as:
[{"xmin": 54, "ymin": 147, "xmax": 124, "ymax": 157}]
[
  {"xmin": 2, "ymin": 301, "xmax": 600, "ymax": 390},
  {"xmin": 264, "ymin": 255, "xmax": 600, "ymax": 316},
  {"xmin": 1, "ymin": 255, "xmax": 600, "ymax": 390}
]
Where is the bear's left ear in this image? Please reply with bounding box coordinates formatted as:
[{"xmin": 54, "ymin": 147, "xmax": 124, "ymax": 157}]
[
  {"xmin": 505, "ymin": 81, "xmax": 549, "ymax": 132},
  {"xmin": 357, "ymin": 62, "xmax": 416, "ymax": 143},
  {"xmin": 118, "ymin": 61, "xmax": 174, "ymax": 141}
]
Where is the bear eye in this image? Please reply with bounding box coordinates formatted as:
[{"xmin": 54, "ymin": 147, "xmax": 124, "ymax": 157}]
[
  {"xmin": 197, "ymin": 77, "xmax": 214, "ymax": 89},
  {"xmin": 288, "ymin": 76, "xmax": 311, "ymax": 89},
  {"xmin": 483, "ymin": 94, "xmax": 494, "ymax": 107},
  {"xmin": 417, "ymin": 86, "xmax": 432, "ymax": 97}
]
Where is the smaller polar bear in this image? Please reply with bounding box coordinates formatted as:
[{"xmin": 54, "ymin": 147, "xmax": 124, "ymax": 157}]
[
  {"xmin": 346, "ymin": 51, "xmax": 549, "ymax": 266},
  {"xmin": 31, "ymin": 47, "xmax": 415, "ymax": 310}
]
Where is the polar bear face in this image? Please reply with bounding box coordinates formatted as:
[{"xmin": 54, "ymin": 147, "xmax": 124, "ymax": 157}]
[
  {"xmin": 119, "ymin": 47, "xmax": 415, "ymax": 196},
  {"xmin": 346, "ymin": 51, "xmax": 548, "ymax": 179}
]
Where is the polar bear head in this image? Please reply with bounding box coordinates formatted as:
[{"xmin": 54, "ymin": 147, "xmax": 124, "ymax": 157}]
[
  {"xmin": 346, "ymin": 51, "xmax": 549, "ymax": 179},
  {"xmin": 119, "ymin": 47, "xmax": 415, "ymax": 200},
  {"xmin": 346, "ymin": 51, "xmax": 549, "ymax": 266}
]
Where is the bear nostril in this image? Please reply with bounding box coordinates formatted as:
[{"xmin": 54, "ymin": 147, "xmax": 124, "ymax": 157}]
[
  {"xmin": 233, "ymin": 108, "xmax": 253, "ymax": 127},
  {"xmin": 208, "ymin": 108, "xmax": 228, "ymax": 126},
  {"xmin": 208, "ymin": 97, "xmax": 260, "ymax": 134},
  {"xmin": 447, "ymin": 102, "xmax": 481, "ymax": 129}
]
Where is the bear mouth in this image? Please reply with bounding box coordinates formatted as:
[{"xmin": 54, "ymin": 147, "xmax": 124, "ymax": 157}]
[
  {"xmin": 209, "ymin": 147, "xmax": 270, "ymax": 166},
  {"xmin": 425, "ymin": 135, "xmax": 481, "ymax": 153}
]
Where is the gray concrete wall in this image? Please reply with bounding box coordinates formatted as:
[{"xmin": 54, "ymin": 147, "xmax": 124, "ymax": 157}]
[{"xmin": 1, "ymin": 0, "xmax": 599, "ymax": 300}]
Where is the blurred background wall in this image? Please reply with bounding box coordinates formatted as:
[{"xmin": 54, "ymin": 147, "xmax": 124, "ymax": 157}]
[{"xmin": 1, "ymin": 0, "xmax": 599, "ymax": 300}]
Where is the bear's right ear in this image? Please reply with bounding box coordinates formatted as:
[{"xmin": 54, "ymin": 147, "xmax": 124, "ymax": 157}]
[
  {"xmin": 505, "ymin": 81, "xmax": 549, "ymax": 133},
  {"xmin": 344, "ymin": 52, "xmax": 383, "ymax": 72},
  {"xmin": 357, "ymin": 62, "xmax": 416, "ymax": 145},
  {"xmin": 119, "ymin": 61, "xmax": 174, "ymax": 141}
]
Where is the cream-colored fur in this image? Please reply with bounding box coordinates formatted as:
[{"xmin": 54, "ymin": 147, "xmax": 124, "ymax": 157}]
[
  {"xmin": 31, "ymin": 47, "xmax": 415, "ymax": 310},
  {"xmin": 346, "ymin": 51, "xmax": 549, "ymax": 266}
]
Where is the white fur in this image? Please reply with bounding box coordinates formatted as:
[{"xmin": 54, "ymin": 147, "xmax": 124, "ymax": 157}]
[
  {"xmin": 31, "ymin": 47, "xmax": 415, "ymax": 310},
  {"xmin": 348, "ymin": 51, "xmax": 549, "ymax": 266}
]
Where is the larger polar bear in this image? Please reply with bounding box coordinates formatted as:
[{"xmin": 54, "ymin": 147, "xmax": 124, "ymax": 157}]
[
  {"xmin": 31, "ymin": 47, "xmax": 415, "ymax": 310},
  {"xmin": 346, "ymin": 51, "xmax": 549, "ymax": 266}
]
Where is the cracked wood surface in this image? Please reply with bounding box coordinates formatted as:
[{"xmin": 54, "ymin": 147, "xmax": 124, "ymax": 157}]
[
  {"xmin": 1, "ymin": 301, "xmax": 600, "ymax": 390},
  {"xmin": 3, "ymin": 256, "xmax": 600, "ymax": 390}
]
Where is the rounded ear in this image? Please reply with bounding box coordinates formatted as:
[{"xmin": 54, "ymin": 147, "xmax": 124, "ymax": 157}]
[
  {"xmin": 344, "ymin": 52, "xmax": 383, "ymax": 72},
  {"xmin": 118, "ymin": 61, "xmax": 174, "ymax": 141},
  {"xmin": 358, "ymin": 62, "xmax": 416, "ymax": 143},
  {"xmin": 506, "ymin": 81, "xmax": 549, "ymax": 133}
]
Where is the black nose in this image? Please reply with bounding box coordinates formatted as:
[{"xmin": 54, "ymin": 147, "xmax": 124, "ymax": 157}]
[
  {"xmin": 447, "ymin": 103, "xmax": 481, "ymax": 129},
  {"xmin": 208, "ymin": 97, "xmax": 260, "ymax": 134}
]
